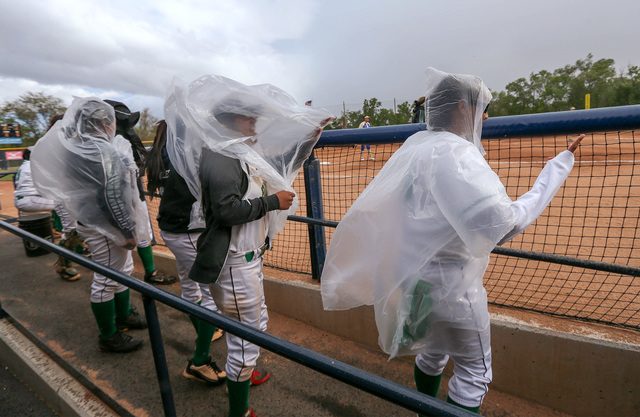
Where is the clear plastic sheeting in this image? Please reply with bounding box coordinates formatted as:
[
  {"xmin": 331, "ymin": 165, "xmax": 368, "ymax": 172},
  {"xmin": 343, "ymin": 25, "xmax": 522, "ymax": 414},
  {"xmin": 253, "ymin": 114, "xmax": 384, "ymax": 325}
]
[
  {"xmin": 30, "ymin": 97, "xmax": 149, "ymax": 246},
  {"xmin": 164, "ymin": 75, "xmax": 333, "ymax": 233},
  {"xmin": 321, "ymin": 68, "xmax": 515, "ymax": 359},
  {"xmin": 425, "ymin": 67, "xmax": 491, "ymax": 156}
]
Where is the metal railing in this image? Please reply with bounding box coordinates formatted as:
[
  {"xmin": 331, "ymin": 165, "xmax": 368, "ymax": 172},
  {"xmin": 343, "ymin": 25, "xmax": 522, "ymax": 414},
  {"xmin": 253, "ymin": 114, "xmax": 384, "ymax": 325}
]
[{"xmin": 0, "ymin": 218, "xmax": 474, "ymax": 417}]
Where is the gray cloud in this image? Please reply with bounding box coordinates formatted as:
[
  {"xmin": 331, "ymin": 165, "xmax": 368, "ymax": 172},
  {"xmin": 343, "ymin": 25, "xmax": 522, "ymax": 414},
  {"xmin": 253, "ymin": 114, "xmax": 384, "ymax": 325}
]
[{"xmin": 1, "ymin": 0, "xmax": 638, "ymax": 118}]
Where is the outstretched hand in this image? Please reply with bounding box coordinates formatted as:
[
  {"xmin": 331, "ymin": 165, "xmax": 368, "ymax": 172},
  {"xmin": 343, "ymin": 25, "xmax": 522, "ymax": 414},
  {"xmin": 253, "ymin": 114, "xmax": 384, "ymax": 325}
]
[{"xmin": 568, "ymin": 134, "xmax": 585, "ymax": 153}]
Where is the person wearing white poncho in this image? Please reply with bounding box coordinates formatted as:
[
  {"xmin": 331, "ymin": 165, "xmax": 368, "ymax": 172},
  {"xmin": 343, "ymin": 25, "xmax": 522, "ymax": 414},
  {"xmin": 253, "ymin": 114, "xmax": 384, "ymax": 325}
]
[
  {"xmin": 164, "ymin": 75, "xmax": 332, "ymax": 417},
  {"xmin": 321, "ymin": 68, "xmax": 584, "ymax": 413},
  {"xmin": 31, "ymin": 98, "xmax": 150, "ymax": 353}
]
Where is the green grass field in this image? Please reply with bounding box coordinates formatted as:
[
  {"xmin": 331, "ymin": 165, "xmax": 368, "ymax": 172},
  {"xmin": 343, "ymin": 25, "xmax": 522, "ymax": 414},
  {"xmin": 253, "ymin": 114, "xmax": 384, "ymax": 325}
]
[{"xmin": 0, "ymin": 172, "xmax": 16, "ymax": 181}]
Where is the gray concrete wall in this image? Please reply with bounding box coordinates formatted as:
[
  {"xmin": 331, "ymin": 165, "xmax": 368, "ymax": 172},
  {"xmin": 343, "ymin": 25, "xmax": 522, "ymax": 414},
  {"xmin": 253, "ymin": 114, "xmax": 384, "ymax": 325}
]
[
  {"xmin": 147, "ymin": 251, "xmax": 640, "ymax": 416},
  {"xmin": 262, "ymin": 277, "xmax": 640, "ymax": 417}
]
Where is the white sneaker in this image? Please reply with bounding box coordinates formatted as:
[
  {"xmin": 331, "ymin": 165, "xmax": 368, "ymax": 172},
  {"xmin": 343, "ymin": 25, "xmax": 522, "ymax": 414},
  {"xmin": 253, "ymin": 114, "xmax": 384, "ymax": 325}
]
[
  {"xmin": 183, "ymin": 357, "xmax": 226, "ymax": 384},
  {"xmin": 360, "ymin": 156, "xmax": 365, "ymax": 160}
]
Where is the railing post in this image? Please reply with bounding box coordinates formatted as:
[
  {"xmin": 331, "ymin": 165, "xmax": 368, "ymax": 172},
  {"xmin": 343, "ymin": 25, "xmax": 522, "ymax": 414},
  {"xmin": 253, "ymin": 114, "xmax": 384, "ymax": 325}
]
[
  {"xmin": 303, "ymin": 150, "xmax": 327, "ymax": 281},
  {"xmin": 142, "ymin": 295, "xmax": 177, "ymax": 417}
]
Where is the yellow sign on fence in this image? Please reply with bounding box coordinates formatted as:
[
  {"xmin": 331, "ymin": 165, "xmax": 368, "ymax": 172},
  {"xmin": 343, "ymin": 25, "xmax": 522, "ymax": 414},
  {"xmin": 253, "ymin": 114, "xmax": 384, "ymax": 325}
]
[{"xmin": 585, "ymin": 93, "xmax": 591, "ymax": 109}]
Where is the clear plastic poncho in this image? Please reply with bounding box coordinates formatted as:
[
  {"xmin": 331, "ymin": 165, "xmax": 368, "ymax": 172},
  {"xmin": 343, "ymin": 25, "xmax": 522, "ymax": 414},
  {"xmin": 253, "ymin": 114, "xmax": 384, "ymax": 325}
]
[
  {"xmin": 164, "ymin": 75, "xmax": 333, "ymax": 234},
  {"xmin": 31, "ymin": 97, "xmax": 149, "ymax": 246},
  {"xmin": 321, "ymin": 68, "xmax": 517, "ymax": 358}
]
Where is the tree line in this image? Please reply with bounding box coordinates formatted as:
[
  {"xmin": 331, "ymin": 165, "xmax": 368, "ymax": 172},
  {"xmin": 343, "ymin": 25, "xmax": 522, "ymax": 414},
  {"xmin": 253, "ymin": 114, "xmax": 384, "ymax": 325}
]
[
  {"xmin": 490, "ymin": 54, "xmax": 640, "ymax": 116},
  {"xmin": 325, "ymin": 54, "xmax": 640, "ymax": 129},
  {"xmin": 0, "ymin": 92, "xmax": 160, "ymax": 148},
  {"xmin": 2, "ymin": 54, "xmax": 639, "ymax": 144}
]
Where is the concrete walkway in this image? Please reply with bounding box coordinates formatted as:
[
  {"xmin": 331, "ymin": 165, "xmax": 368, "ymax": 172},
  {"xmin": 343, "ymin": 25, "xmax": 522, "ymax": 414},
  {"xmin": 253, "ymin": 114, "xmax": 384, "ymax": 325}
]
[{"xmin": 0, "ymin": 353, "xmax": 58, "ymax": 417}]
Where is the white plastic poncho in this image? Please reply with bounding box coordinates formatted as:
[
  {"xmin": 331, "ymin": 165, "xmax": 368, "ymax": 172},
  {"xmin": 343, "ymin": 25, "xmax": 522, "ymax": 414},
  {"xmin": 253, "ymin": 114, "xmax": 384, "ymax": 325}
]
[
  {"xmin": 164, "ymin": 75, "xmax": 333, "ymax": 234},
  {"xmin": 31, "ymin": 97, "xmax": 149, "ymax": 246},
  {"xmin": 321, "ymin": 68, "xmax": 575, "ymax": 358}
]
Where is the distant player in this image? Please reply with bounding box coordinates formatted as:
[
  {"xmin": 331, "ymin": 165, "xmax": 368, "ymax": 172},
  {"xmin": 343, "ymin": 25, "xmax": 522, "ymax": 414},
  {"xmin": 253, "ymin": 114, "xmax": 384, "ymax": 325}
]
[{"xmin": 359, "ymin": 115, "xmax": 374, "ymax": 160}]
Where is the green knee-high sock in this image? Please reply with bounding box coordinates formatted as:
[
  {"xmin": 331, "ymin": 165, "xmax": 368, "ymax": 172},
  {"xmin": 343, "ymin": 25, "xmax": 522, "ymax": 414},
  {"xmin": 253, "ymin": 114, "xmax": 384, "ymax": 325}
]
[
  {"xmin": 193, "ymin": 320, "xmax": 217, "ymax": 366},
  {"xmin": 137, "ymin": 245, "xmax": 155, "ymax": 273},
  {"xmin": 51, "ymin": 210, "xmax": 63, "ymax": 232},
  {"xmin": 91, "ymin": 300, "xmax": 117, "ymax": 339},
  {"xmin": 188, "ymin": 315, "xmax": 200, "ymax": 332},
  {"xmin": 227, "ymin": 379, "xmax": 250, "ymax": 417},
  {"xmin": 114, "ymin": 289, "xmax": 132, "ymax": 320},
  {"xmin": 447, "ymin": 396, "xmax": 480, "ymax": 413},
  {"xmin": 414, "ymin": 364, "xmax": 442, "ymax": 398}
]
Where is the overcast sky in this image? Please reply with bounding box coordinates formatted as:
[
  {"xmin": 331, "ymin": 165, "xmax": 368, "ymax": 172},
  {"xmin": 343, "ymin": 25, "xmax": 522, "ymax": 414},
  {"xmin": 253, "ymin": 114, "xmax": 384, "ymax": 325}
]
[{"xmin": 1, "ymin": 0, "xmax": 639, "ymax": 118}]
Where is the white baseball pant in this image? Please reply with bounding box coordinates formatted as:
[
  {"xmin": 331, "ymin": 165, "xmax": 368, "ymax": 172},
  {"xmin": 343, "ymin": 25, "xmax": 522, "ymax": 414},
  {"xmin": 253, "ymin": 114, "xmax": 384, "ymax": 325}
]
[
  {"xmin": 78, "ymin": 224, "xmax": 133, "ymax": 303},
  {"xmin": 54, "ymin": 202, "xmax": 77, "ymax": 239},
  {"xmin": 136, "ymin": 200, "xmax": 154, "ymax": 248},
  {"xmin": 415, "ymin": 326, "xmax": 492, "ymax": 408},
  {"xmin": 209, "ymin": 253, "xmax": 268, "ymax": 382},
  {"xmin": 160, "ymin": 230, "xmax": 219, "ymax": 312}
]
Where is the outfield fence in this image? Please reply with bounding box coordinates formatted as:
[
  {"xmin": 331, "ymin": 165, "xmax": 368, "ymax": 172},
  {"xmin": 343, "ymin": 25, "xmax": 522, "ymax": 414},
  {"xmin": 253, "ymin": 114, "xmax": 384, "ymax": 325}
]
[{"xmin": 145, "ymin": 105, "xmax": 640, "ymax": 332}]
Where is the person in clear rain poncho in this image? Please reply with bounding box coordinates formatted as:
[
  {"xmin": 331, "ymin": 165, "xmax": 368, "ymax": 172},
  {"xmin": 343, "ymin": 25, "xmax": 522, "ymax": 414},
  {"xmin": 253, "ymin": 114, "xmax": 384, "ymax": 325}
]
[
  {"xmin": 105, "ymin": 100, "xmax": 176, "ymax": 286},
  {"xmin": 31, "ymin": 97, "xmax": 150, "ymax": 353},
  {"xmin": 164, "ymin": 75, "xmax": 332, "ymax": 417},
  {"xmin": 321, "ymin": 68, "xmax": 584, "ymax": 413},
  {"xmin": 144, "ymin": 120, "xmax": 226, "ymax": 387}
]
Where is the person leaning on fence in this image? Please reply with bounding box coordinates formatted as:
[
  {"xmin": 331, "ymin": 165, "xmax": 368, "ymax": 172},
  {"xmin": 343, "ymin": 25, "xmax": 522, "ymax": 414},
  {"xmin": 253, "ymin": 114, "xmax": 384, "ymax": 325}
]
[
  {"xmin": 320, "ymin": 68, "xmax": 585, "ymax": 413},
  {"xmin": 31, "ymin": 97, "xmax": 150, "ymax": 353},
  {"xmin": 144, "ymin": 120, "xmax": 226, "ymax": 385}
]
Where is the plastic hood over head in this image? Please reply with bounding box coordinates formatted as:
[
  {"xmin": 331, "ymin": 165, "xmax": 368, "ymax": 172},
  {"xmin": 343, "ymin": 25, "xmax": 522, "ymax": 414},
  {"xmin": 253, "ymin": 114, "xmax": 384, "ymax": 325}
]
[
  {"xmin": 30, "ymin": 97, "xmax": 149, "ymax": 246},
  {"xmin": 104, "ymin": 99, "xmax": 147, "ymax": 168},
  {"xmin": 425, "ymin": 67, "xmax": 491, "ymax": 156},
  {"xmin": 164, "ymin": 74, "xmax": 334, "ymax": 233}
]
